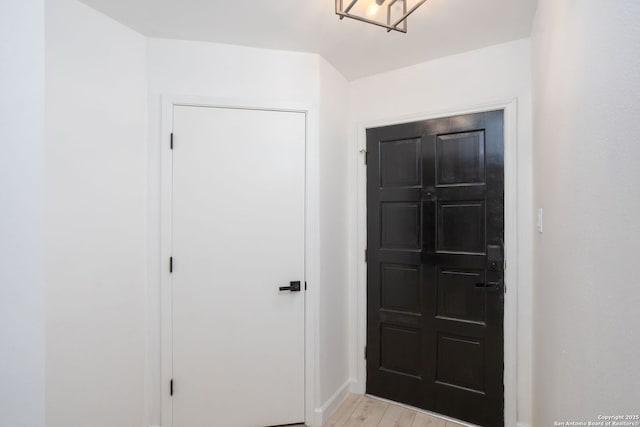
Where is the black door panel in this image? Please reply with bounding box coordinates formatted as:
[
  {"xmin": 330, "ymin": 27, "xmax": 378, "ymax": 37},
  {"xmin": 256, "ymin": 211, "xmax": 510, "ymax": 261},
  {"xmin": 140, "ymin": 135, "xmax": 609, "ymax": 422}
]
[{"xmin": 366, "ymin": 111, "xmax": 504, "ymax": 427}]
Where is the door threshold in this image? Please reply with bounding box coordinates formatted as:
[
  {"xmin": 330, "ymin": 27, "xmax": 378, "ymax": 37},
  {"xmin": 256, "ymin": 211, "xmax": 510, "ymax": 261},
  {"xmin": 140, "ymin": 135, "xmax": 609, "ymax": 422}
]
[
  {"xmin": 264, "ymin": 424, "xmax": 305, "ymax": 427},
  {"xmin": 365, "ymin": 394, "xmax": 480, "ymax": 427}
]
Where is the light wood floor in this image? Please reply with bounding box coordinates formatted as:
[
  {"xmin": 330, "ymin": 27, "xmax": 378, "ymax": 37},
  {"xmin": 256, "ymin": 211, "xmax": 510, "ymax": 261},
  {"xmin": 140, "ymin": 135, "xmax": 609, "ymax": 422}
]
[{"xmin": 321, "ymin": 394, "xmax": 469, "ymax": 427}]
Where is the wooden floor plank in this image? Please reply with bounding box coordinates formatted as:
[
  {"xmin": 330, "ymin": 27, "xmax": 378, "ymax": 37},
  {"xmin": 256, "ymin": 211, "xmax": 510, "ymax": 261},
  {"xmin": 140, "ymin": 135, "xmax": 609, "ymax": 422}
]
[
  {"xmin": 377, "ymin": 404, "xmax": 417, "ymax": 427},
  {"xmin": 322, "ymin": 394, "xmax": 473, "ymax": 427},
  {"xmin": 324, "ymin": 394, "xmax": 364, "ymax": 427},
  {"xmin": 411, "ymin": 411, "xmax": 447, "ymax": 427},
  {"xmin": 343, "ymin": 396, "xmax": 389, "ymax": 427}
]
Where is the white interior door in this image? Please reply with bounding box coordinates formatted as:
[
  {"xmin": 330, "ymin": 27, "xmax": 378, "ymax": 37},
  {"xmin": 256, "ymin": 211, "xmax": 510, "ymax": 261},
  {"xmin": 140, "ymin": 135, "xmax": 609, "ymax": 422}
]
[{"xmin": 171, "ymin": 106, "xmax": 306, "ymax": 427}]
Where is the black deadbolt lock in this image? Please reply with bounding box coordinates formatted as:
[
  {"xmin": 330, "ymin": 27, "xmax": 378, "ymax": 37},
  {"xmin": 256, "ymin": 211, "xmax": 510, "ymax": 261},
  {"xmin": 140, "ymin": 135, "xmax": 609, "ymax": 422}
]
[{"xmin": 487, "ymin": 244, "xmax": 503, "ymax": 272}]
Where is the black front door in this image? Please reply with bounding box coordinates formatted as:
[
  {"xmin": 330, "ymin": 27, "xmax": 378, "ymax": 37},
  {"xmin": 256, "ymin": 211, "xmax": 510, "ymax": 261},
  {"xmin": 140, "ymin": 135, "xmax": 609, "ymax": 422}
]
[{"xmin": 366, "ymin": 111, "xmax": 505, "ymax": 427}]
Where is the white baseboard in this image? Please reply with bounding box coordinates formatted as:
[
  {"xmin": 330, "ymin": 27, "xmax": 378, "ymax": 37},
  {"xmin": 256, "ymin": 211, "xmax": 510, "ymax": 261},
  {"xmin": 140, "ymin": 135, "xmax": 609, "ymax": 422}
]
[
  {"xmin": 517, "ymin": 423, "xmax": 531, "ymax": 427},
  {"xmin": 349, "ymin": 377, "xmax": 365, "ymax": 394},
  {"xmin": 312, "ymin": 378, "xmax": 356, "ymax": 426}
]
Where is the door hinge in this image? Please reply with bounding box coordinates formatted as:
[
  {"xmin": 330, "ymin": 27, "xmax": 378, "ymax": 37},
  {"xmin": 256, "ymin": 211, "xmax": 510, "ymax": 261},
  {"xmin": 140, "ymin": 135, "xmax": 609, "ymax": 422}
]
[
  {"xmin": 305, "ymin": 281, "xmax": 307, "ymax": 291},
  {"xmin": 170, "ymin": 379, "xmax": 174, "ymax": 396},
  {"xmin": 364, "ymin": 346, "xmax": 367, "ymax": 360},
  {"xmin": 169, "ymin": 257, "xmax": 173, "ymax": 273},
  {"xmin": 170, "ymin": 133, "xmax": 174, "ymax": 150},
  {"xmin": 364, "ymin": 249, "xmax": 368, "ymax": 263},
  {"xmin": 364, "ymin": 150, "xmax": 368, "ymax": 165}
]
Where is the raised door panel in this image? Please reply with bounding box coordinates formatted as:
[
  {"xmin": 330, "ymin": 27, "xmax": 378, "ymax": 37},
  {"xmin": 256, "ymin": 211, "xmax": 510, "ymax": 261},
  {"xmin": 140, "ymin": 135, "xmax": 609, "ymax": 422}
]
[
  {"xmin": 380, "ymin": 138, "xmax": 421, "ymax": 188},
  {"xmin": 381, "ymin": 264, "xmax": 422, "ymax": 314},
  {"xmin": 436, "ymin": 334, "xmax": 486, "ymax": 393},
  {"xmin": 381, "ymin": 202, "xmax": 421, "ymax": 250},
  {"xmin": 436, "ymin": 131, "xmax": 485, "ymax": 186},
  {"xmin": 437, "ymin": 201, "xmax": 486, "ymax": 254},
  {"xmin": 437, "ymin": 269, "xmax": 486, "ymax": 323}
]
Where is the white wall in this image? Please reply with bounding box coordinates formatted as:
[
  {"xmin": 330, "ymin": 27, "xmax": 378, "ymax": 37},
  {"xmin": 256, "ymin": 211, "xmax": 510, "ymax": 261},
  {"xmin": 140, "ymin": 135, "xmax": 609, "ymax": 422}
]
[
  {"xmin": 45, "ymin": 1, "xmax": 148, "ymax": 426},
  {"xmin": 348, "ymin": 38, "xmax": 534, "ymax": 426},
  {"xmin": 146, "ymin": 38, "xmax": 351, "ymax": 425},
  {"xmin": 318, "ymin": 57, "xmax": 351, "ymax": 410},
  {"xmin": 0, "ymin": 1, "xmax": 45, "ymax": 426},
  {"xmin": 531, "ymin": 1, "xmax": 640, "ymax": 425}
]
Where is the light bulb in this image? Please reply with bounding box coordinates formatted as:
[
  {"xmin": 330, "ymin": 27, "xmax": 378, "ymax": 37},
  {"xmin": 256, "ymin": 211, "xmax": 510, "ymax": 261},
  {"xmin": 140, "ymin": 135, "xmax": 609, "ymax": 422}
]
[{"xmin": 367, "ymin": 0, "xmax": 385, "ymax": 16}]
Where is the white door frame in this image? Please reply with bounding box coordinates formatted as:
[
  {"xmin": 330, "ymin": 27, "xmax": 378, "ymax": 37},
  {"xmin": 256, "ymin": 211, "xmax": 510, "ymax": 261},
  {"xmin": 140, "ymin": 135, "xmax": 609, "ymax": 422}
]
[
  {"xmin": 160, "ymin": 95, "xmax": 320, "ymax": 427},
  {"xmin": 353, "ymin": 99, "xmax": 519, "ymax": 426}
]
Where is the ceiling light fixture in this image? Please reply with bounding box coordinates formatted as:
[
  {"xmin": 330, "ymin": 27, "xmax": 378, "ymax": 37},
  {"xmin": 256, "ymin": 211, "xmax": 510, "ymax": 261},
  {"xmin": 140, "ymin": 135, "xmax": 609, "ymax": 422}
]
[{"xmin": 335, "ymin": 0, "xmax": 428, "ymax": 33}]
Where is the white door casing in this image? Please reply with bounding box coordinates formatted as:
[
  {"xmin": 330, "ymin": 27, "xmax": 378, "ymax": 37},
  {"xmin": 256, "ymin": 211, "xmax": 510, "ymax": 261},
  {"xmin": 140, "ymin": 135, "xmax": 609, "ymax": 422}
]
[{"xmin": 168, "ymin": 105, "xmax": 306, "ymax": 427}]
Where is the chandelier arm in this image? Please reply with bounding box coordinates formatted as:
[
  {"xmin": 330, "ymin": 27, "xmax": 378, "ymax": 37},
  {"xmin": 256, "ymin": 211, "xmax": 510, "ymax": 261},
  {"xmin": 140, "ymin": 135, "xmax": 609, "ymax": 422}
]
[
  {"xmin": 335, "ymin": 11, "xmax": 408, "ymax": 33},
  {"xmin": 386, "ymin": 0, "xmax": 407, "ymax": 33},
  {"xmin": 388, "ymin": 0, "xmax": 428, "ymax": 30},
  {"xmin": 343, "ymin": 0, "xmax": 359, "ymax": 14}
]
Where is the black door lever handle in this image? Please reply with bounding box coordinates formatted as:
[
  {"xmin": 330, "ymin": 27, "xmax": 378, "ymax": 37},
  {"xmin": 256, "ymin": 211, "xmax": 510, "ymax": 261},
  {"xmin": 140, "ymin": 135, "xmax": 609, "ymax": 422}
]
[
  {"xmin": 279, "ymin": 281, "xmax": 301, "ymax": 292},
  {"xmin": 475, "ymin": 281, "xmax": 503, "ymax": 291}
]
